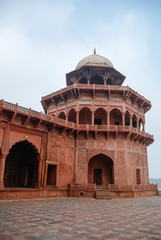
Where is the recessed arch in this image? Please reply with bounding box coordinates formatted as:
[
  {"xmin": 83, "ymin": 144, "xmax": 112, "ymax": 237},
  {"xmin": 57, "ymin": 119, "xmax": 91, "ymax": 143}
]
[
  {"xmin": 110, "ymin": 108, "xmax": 122, "ymax": 125},
  {"xmin": 79, "ymin": 77, "xmax": 87, "ymax": 84},
  {"xmin": 68, "ymin": 108, "xmax": 76, "ymax": 123},
  {"xmin": 106, "ymin": 79, "xmax": 112, "ymax": 85},
  {"xmin": 139, "ymin": 118, "xmax": 143, "ymax": 130},
  {"xmin": 4, "ymin": 140, "xmax": 39, "ymax": 188},
  {"xmin": 132, "ymin": 114, "xmax": 137, "ymax": 128},
  {"xmin": 58, "ymin": 111, "xmax": 66, "ymax": 120},
  {"xmin": 90, "ymin": 75, "xmax": 104, "ymax": 85},
  {"xmin": 79, "ymin": 107, "xmax": 92, "ymax": 124},
  {"xmin": 88, "ymin": 153, "xmax": 114, "ymax": 186},
  {"xmin": 125, "ymin": 111, "xmax": 130, "ymax": 126},
  {"xmin": 94, "ymin": 108, "xmax": 107, "ymax": 125}
]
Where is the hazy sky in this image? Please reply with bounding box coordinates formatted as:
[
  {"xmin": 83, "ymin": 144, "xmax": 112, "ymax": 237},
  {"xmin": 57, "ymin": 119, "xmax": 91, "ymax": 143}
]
[{"xmin": 0, "ymin": 0, "xmax": 161, "ymax": 178}]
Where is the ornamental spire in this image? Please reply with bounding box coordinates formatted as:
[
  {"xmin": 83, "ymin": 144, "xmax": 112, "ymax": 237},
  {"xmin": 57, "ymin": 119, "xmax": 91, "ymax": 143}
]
[{"xmin": 94, "ymin": 48, "xmax": 96, "ymax": 55}]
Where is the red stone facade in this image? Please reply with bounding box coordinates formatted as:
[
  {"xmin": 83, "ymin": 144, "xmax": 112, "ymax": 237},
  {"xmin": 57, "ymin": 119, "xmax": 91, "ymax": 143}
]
[{"xmin": 0, "ymin": 53, "xmax": 157, "ymax": 200}]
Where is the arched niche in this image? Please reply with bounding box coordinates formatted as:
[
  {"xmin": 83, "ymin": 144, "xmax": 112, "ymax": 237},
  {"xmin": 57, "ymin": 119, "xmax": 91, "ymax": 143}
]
[
  {"xmin": 58, "ymin": 111, "xmax": 66, "ymax": 120},
  {"xmin": 79, "ymin": 77, "xmax": 87, "ymax": 84},
  {"xmin": 88, "ymin": 153, "xmax": 113, "ymax": 186},
  {"xmin": 106, "ymin": 79, "xmax": 112, "ymax": 85},
  {"xmin": 139, "ymin": 118, "xmax": 143, "ymax": 131},
  {"xmin": 90, "ymin": 75, "xmax": 104, "ymax": 85},
  {"xmin": 4, "ymin": 140, "xmax": 39, "ymax": 188},
  {"xmin": 110, "ymin": 108, "xmax": 122, "ymax": 125},
  {"xmin": 125, "ymin": 111, "xmax": 130, "ymax": 126},
  {"xmin": 94, "ymin": 108, "xmax": 107, "ymax": 125},
  {"xmin": 68, "ymin": 109, "xmax": 76, "ymax": 123},
  {"xmin": 79, "ymin": 107, "xmax": 92, "ymax": 124},
  {"xmin": 132, "ymin": 114, "xmax": 137, "ymax": 128}
]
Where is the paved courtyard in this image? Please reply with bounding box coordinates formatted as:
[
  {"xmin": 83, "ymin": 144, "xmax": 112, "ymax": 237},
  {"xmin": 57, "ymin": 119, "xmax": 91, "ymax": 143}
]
[{"xmin": 0, "ymin": 196, "xmax": 161, "ymax": 240}]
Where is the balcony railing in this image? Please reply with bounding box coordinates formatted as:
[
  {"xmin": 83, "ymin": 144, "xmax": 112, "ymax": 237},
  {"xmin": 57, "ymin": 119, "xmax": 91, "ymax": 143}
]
[{"xmin": 0, "ymin": 99, "xmax": 154, "ymax": 142}]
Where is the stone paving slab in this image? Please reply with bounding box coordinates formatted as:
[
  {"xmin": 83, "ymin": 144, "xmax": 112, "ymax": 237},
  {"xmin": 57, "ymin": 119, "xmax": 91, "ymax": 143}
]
[{"xmin": 0, "ymin": 196, "xmax": 161, "ymax": 240}]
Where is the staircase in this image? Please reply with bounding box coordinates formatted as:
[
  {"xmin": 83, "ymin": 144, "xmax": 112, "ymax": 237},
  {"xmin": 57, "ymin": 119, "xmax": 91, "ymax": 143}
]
[{"xmin": 96, "ymin": 186, "xmax": 112, "ymax": 200}]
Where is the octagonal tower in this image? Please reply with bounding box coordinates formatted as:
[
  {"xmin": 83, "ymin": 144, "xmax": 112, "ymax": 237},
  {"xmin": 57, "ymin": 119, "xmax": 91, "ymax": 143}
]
[{"xmin": 41, "ymin": 51, "xmax": 154, "ymax": 198}]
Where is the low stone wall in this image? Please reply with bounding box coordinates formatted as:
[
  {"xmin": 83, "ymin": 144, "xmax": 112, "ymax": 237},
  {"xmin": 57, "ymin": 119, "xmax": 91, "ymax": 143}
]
[
  {"xmin": 0, "ymin": 184, "xmax": 158, "ymax": 200},
  {"xmin": 0, "ymin": 188, "xmax": 67, "ymax": 200}
]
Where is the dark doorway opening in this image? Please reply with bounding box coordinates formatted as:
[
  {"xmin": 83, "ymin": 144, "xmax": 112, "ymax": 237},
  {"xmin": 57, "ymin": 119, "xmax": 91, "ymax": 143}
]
[
  {"xmin": 4, "ymin": 141, "xmax": 39, "ymax": 188},
  {"xmin": 88, "ymin": 154, "xmax": 114, "ymax": 186},
  {"xmin": 94, "ymin": 169, "xmax": 102, "ymax": 185},
  {"xmin": 47, "ymin": 165, "xmax": 56, "ymax": 186}
]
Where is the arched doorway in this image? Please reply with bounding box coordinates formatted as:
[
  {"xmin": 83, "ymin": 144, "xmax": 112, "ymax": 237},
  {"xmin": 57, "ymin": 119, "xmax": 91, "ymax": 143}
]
[
  {"xmin": 4, "ymin": 140, "xmax": 39, "ymax": 188},
  {"xmin": 88, "ymin": 154, "xmax": 113, "ymax": 186},
  {"xmin": 79, "ymin": 107, "xmax": 92, "ymax": 124},
  {"xmin": 68, "ymin": 109, "xmax": 76, "ymax": 123},
  {"xmin": 58, "ymin": 111, "xmax": 66, "ymax": 120},
  {"xmin": 94, "ymin": 108, "xmax": 107, "ymax": 125},
  {"xmin": 110, "ymin": 108, "xmax": 122, "ymax": 125}
]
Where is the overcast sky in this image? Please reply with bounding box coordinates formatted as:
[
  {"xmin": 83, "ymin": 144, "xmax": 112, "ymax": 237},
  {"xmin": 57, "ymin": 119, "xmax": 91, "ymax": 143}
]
[{"xmin": 0, "ymin": 0, "xmax": 160, "ymax": 178}]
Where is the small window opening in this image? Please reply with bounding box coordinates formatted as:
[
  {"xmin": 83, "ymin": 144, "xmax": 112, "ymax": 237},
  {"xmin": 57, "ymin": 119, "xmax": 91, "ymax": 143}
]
[
  {"xmin": 80, "ymin": 192, "xmax": 84, "ymax": 196},
  {"xmin": 136, "ymin": 169, "xmax": 141, "ymax": 185},
  {"xmin": 115, "ymin": 121, "xmax": 119, "ymax": 125}
]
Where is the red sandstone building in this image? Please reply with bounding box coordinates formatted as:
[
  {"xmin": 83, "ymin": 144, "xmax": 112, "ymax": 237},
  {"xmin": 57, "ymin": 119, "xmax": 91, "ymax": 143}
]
[{"xmin": 0, "ymin": 52, "xmax": 157, "ymax": 200}]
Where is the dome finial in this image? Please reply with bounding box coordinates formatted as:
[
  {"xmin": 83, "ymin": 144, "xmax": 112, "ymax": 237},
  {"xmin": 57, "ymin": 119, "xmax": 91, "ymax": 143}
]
[{"xmin": 94, "ymin": 48, "xmax": 96, "ymax": 55}]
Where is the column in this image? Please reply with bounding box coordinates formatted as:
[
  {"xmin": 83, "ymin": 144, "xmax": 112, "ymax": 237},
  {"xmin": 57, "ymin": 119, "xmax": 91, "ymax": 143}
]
[
  {"xmin": 122, "ymin": 112, "xmax": 125, "ymax": 126},
  {"xmin": 0, "ymin": 153, "xmax": 7, "ymax": 189},
  {"xmin": 92, "ymin": 111, "xmax": 94, "ymax": 125},
  {"xmin": 107, "ymin": 112, "xmax": 110, "ymax": 125},
  {"xmin": 36, "ymin": 158, "xmax": 43, "ymax": 188},
  {"xmin": 76, "ymin": 111, "xmax": 79, "ymax": 125},
  {"xmin": 129, "ymin": 116, "xmax": 132, "ymax": 127}
]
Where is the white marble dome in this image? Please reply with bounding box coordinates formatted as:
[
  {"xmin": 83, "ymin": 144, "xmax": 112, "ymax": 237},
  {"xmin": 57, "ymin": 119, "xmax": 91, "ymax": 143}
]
[{"xmin": 76, "ymin": 52, "xmax": 113, "ymax": 69}]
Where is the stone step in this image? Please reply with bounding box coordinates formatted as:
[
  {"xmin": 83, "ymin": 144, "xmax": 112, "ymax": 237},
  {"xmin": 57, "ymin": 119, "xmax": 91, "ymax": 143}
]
[
  {"xmin": 96, "ymin": 190, "xmax": 112, "ymax": 200},
  {"xmin": 96, "ymin": 196, "xmax": 112, "ymax": 200}
]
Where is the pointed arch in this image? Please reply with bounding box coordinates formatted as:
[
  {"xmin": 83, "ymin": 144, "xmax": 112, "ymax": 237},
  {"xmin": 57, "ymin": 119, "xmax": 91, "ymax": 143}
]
[
  {"xmin": 68, "ymin": 108, "xmax": 76, "ymax": 123},
  {"xmin": 58, "ymin": 111, "xmax": 66, "ymax": 120},
  {"xmin": 110, "ymin": 108, "xmax": 122, "ymax": 125},
  {"xmin": 132, "ymin": 114, "xmax": 137, "ymax": 128},
  {"xmin": 79, "ymin": 77, "xmax": 87, "ymax": 84},
  {"xmin": 106, "ymin": 79, "xmax": 112, "ymax": 85},
  {"xmin": 88, "ymin": 153, "xmax": 114, "ymax": 185},
  {"xmin": 125, "ymin": 111, "xmax": 130, "ymax": 126},
  {"xmin": 139, "ymin": 117, "xmax": 143, "ymax": 131},
  {"xmin": 94, "ymin": 108, "xmax": 107, "ymax": 125},
  {"xmin": 90, "ymin": 75, "xmax": 104, "ymax": 85},
  {"xmin": 79, "ymin": 107, "xmax": 92, "ymax": 124},
  {"xmin": 4, "ymin": 140, "xmax": 39, "ymax": 188}
]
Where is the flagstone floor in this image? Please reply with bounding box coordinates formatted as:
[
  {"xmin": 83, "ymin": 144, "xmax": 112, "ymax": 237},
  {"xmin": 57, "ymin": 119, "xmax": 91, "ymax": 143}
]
[{"xmin": 0, "ymin": 196, "xmax": 161, "ymax": 240}]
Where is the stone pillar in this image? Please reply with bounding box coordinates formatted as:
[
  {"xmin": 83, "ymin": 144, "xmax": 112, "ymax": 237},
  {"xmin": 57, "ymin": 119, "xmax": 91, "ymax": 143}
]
[
  {"xmin": 76, "ymin": 111, "xmax": 79, "ymax": 125},
  {"xmin": 122, "ymin": 112, "xmax": 125, "ymax": 126},
  {"xmin": 36, "ymin": 158, "xmax": 43, "ymax": 188},
  {"xmin": 0, "ymin": 153, "xmax": 7, "ymax": 189},
  {"xmin": 136, "ymin": 119, "xmax": 139, "ymax": 129},
  {"xmin": 130, "ymin": 116, "xmax": 132, "ymax": 127},
  {"xmin": 107, "ymin": 112, "xmax": 110, "ymax": 125},
  {"xmin": 92, "ymin": 111, "xmax": 94, "ymax": 125}
]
